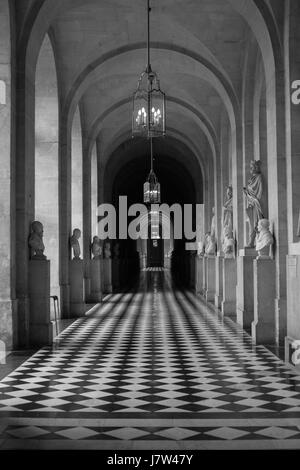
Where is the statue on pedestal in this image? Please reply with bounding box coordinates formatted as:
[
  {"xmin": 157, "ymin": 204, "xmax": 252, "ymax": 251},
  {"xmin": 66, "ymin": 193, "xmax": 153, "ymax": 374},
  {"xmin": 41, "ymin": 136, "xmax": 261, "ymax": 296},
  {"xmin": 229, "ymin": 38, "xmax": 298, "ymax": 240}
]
[
  {"xmin": 197, "ymin": 240, "xmax": 205, "ymax": 257},
  {"xmin": 222, "ymin": 185, "xmax": 235, "ymax": 256},
  {"xmin": 243, "ymin": 160, "xmax": 263, "ymax": 247},
  {"xmin": 104, "ymin": 241, "xmax": 111, "ymax": 259},
  {"xmin": 70, "ymin": 228, "xmax": 81, "ymax": 259},
  {"xmin": 91, "ymin": 236, "xmax": 102, "ymax": 259},
  {"xmin": 255, "ymin": 219, "xmax": 274, "ymax": 258},
  {"xmin": 29, "ymin": 221, "xmax": 46, "ymax": 260},
  {"xmin": 204, "ymin": 232, "xmax": 216, "ymax": 255}
]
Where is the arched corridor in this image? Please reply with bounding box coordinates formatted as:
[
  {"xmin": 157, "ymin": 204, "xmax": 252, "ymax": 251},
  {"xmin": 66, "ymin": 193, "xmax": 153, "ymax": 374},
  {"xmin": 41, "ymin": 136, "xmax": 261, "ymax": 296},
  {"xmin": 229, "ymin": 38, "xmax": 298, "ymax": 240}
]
[
  {"xmin": 1, "ymin": 0, "xmax": 300, "ymax": 456},
  {"xmin": 1, "ymin": 270, "xmax": 300, "ymax": 449}
]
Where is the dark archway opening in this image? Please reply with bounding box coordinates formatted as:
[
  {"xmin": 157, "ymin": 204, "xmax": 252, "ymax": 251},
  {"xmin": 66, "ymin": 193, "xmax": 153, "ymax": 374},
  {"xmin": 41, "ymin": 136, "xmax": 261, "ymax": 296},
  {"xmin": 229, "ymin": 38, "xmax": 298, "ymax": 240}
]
[{"xmin": 103, "ymin": 137, "xmax": 202, "ymax": 287}]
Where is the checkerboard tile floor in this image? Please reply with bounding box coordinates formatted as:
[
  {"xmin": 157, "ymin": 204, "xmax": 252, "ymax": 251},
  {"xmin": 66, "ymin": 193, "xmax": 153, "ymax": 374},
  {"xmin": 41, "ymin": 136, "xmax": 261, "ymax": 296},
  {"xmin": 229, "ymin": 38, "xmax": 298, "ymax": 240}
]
[{"xmin": 0, "ymin": 271, "xmax": 300, "ymax": 449}]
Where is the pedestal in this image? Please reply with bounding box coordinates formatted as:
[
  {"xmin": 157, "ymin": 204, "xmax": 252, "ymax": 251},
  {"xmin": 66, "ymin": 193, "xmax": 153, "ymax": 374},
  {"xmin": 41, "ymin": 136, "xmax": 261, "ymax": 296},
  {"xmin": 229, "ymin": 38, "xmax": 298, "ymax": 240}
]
[
  {"xmin": 190, "ymin": 254, "xmax": 196, "ymax": 289},
  {"xmin": 90, "ymin": 258, "xmax": 103, "ymax": 302},
  {"xmin": 221, "ymin": 257, "xmax": 237, "ymax": 317},
  {"xmin": 285, "ymin": 251, "xmax": 300, "ymax": 363},
  {"xmin": 214, "ymin": 253, "xmax": 223, "ymax": 308},
  {"xmin": 205, "ymin": 255, "xmax": 215, "ymax": 302},
  {"xmin": 69, "ymin": 259, "xmax": 86, "ymax": 317},
  {"xmin": 195, "ymin": 256, "xmax": 204, "ymax": 295},
  {"xmin": 252, "ymin": 257, "xmax": 276, "ymax": 344},
  {"xmin": 29, "ymin": 260, "xmax": 53, "ymax": 346},
  {"xmin": 236, "ymin": 248, "xmax": 257, "ymax": 329},
  {"xmin": 103, "ymin": 258, "xmax": 113, "ymax": 293},
  {"xmin": 112, "ymin": 258, "xmax": 120, "ymax": 291}
]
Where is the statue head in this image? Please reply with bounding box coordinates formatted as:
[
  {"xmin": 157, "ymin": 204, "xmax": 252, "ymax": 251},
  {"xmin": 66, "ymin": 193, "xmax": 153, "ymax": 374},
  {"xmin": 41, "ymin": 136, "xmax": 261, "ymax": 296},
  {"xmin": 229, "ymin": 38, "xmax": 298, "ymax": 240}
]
[
  {"xmin": 257, "ymin": 218, "xmax": 270, "ymax": 232},
  {"xmin": 31, "ymin": 221, "xmax": 43, "ymax": 237},
  {"xmin": 73, "ymin": 228, "xmax": 81, "ymax": 240},
  {"xmin": 250, "ymin": 160, "xmax": 261, "ymax": 175},
  {"xmin": 93, "ymin": 236, "xmax": 100, "ymax": 243},
  {"xmin": 226, "ymin": 185, "xmax": 233, "ymax": 199}
]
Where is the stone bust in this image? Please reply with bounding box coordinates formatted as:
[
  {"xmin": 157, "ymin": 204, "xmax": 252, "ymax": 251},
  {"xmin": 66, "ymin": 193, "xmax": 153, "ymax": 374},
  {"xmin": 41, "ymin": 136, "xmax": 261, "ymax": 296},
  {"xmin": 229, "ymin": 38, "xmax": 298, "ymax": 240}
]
[
  {"xmin": 205, "ymin": 232, "xmax": 216, "ymax": 255},
  {"xmin": 255, "ymin": 218, "xmax": 274, "ymax": 258},
  {"xmin": 28, "ymin": 221, "xmax": 46, "ymax": 260},
  {"xmin": 91, "ymin": 236, "xmax": 102, "ymax": 259},
  {"xmin": 70, "ymin": 228, "xmax": 81, "ymax": 259}
]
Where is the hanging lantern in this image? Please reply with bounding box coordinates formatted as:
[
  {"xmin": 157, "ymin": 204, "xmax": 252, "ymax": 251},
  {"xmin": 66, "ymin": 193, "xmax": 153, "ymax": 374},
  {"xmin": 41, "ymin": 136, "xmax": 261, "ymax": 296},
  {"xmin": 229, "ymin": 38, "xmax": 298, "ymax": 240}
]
[
  {"xmin": 132, "ymin": 70, "xmax": 166, "ymax": 138},
  {"xmin": 132, "ymin": 0, "xmax": 166, "ymax": 139}
]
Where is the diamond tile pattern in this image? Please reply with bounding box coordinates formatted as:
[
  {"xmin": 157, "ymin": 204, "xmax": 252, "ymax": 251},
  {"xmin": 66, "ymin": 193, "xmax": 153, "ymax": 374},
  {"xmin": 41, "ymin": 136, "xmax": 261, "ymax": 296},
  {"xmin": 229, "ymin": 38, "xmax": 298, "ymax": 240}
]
[{"xmin": 0, "ymin": 271, "xmax": 300, "ymax": 448}]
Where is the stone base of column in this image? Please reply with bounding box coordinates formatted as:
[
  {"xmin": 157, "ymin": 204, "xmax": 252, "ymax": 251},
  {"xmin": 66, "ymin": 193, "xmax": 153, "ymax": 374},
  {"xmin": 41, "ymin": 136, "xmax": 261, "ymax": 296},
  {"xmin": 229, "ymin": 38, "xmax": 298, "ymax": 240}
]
[
  {"xmin": 286, "ymin": 251, "xmax": 300, "ymax": 356},
  {"xmin": 69, "ymin": 259, "xmax": 86, "ymax": 317},
  {"xmin": 236, "ymin": 248, "xmax": 257, "ymax": 329},
  {"xmin": 84, "ymin": 277, "xmax": 91, "ymax": 302},
  {"xmin": 190, "ymin": 254, "xmax": 196, "ymax": 289},
  {"xmin": 29, "ymin": 260, "xmax": 53, "ymax": 346},
  {"xmin": 205, "ymin": 255, "xmax": 215, "ymax": 302},
  {"xmin": 89, "ymin": 258, "xmax": 102, "ymax": 302},
  {"xmin": 221, "ymin": 256, "xmax": 237, "ymax": 318},
  {"xmin": 251, "ymin": 257, "xmax": 276, "ymax": 345},
  {"xmin": 214, "ymin": 253, "xmax": 223, "ymax": 308},
  {"xmin": 103, "ymin": 258, "xmax": 113, "ymax": 293},
  {"xmin": 112, "ymin": 259, "xmax": 120, "ymax": 291},
  {"xmin": 195, "ymin": 256, "xmax": 204, "ymax": 295}
]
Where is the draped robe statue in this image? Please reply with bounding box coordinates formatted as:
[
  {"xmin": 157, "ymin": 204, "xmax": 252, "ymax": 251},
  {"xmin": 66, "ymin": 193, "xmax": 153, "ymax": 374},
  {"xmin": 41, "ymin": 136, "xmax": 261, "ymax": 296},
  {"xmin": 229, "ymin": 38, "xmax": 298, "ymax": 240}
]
[
  {"xmin": 243, "ymin": 160, "xmax": 263, "ymax": 247},
  {"xmin": 70, "ymin": 228, "xmax": 81, "ymax": 259},
  {"xmin": 222, "ymin": 185, "xmax": 234, "ymax": 256}
]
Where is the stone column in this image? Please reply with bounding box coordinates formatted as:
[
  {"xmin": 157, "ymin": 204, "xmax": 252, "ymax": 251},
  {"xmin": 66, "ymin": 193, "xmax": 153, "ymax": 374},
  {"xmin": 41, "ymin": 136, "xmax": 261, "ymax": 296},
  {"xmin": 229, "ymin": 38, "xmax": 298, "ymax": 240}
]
[
  {"xmin": 89, "ymin": 258, "xmax": 102, "ymax": 302},
  {"xmin": 205, "ymin": 255, "xmax": 216, "ymax": 302},
  {"xmin": 195, "ymin": 255, "xmax": 204, "ymax": 295},
  {"xmin": 69, "ymin": 259, "xmax": 85, "ymax": 316},
  {"xmin": 222, "ymin": 256, "xmax": 237, "ymax": 317},
  {"xmin": 28, "ymin": 260, "xmax": 53, "ymax": 346},
  {"xmin": 190, "ymin": 253, "xmax": 196, "ymax": 289},
  {"xmin": 0, "ymin": 5, "xmax": 17, "ymax": 350},
  {"xmin": 236, "ymin": 248, "xmax": 257, "ymax": 329},
  {"xmin": 252, "ymin": 257, "xmax": 276, "ymax": 344},
  {"xmin": 112, "ymin": 258, "xmax": 120, "ymax": 291},
  {"xmin": 202, "ymin": 255, "xmax": 207, "ymax": 296},
  {"xmin": 214, "ymin": 252, "xmax": 223, "ymax": 308},
  {"xmin": 103, "ymin": 258, "xmax": 113, "ymax": 294}
]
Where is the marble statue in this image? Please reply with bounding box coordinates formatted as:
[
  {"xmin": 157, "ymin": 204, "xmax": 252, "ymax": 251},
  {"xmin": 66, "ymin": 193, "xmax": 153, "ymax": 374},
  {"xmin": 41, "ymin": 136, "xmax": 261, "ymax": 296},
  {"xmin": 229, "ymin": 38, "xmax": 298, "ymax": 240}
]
[
  {"xmin": 204, "ymin": 232, "xmax": 216, "ymax": 255},
  {"xmin": 70, "ymin": 228, "xmax": 81, "ymax": 259},
  {"xmin": 222, "ymin": 185, "xmax": 234, "ymax": 256},
  {"xmin": 28, "ymin": 221, "xmax": 46, "ymax": 260},
  {"xmin": 223, "ymin": 226, "xmax": 235, "ymax": 257},
  {"xmin": 243, "ymin": 160, "xmax": 263, "ymax": 247},
  {"xmin": 255, "ymin": 218, "xmax": 274, "ymax": 258},
  {"xmin": 104, "ymin": 241, "xmax": 111, "ymax": 259},
  {"xmin": 91, "ymin": 236, "xmax": 102, "ymax": 259}
]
